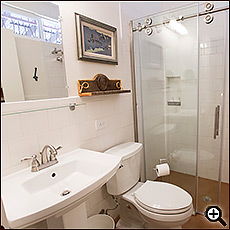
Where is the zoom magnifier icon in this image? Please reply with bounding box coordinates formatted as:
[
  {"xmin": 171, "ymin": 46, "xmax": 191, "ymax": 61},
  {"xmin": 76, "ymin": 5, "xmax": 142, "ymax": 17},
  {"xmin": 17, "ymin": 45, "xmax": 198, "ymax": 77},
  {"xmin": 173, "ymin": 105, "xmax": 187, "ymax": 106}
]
[{"xmin": 205, "ymin": 206, "xmax": 227, "ymax": 227}]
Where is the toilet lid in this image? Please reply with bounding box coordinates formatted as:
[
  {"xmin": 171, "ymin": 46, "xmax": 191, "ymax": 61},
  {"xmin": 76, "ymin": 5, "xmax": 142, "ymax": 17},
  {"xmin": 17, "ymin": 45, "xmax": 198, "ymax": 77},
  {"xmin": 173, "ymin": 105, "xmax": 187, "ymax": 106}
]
[
  {"xmin": 134, "ymin": 180, "xmax": 192, "ymax": 213},
  {"xmin": 105, "ymin": 142, "xmax": 142, "ymax": 160}
]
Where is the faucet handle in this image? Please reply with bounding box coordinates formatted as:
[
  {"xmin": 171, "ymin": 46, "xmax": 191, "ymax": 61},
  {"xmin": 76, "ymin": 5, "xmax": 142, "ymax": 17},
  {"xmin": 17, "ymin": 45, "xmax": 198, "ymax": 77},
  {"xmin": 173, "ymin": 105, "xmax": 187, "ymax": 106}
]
[
  {"xmin": 55, "ymin": 145, "xmax": 62, "ymax": 151},
  {"xmin": 50, "ymin": 145, "xmax": 62, "ymax": 161},
  {"xmin": 21, "ymin": 154, "xmax": 38, "ymax": 162},
  {"xmin": 21, "ymin": 154, "xmax": 40, "ymax": 172}
]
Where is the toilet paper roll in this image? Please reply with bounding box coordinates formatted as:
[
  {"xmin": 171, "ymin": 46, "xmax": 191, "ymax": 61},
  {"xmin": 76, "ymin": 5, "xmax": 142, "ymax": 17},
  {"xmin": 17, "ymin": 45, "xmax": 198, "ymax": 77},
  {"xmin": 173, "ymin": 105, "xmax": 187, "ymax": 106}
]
[{"xmin": 155, "ymin": 163, "xmax": 170, "ymax": 177}]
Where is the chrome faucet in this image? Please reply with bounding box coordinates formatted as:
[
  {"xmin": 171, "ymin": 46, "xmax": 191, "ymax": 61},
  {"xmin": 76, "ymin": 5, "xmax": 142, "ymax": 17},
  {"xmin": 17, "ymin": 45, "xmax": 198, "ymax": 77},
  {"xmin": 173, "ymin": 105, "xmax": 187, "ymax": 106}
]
[
  {"xmin": 40, "ymin": 145, "xmax": 57, "ymax": 164},
  {"xmin": 21, "ymin": 145, "xmax": 62, "ymax": 172}
]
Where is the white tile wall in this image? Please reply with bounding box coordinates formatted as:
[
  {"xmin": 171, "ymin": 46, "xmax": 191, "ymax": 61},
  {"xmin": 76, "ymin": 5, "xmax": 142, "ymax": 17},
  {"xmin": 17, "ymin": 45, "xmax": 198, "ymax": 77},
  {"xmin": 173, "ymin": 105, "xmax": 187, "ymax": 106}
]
[
  {"xmin": 38, "ymin": 129, "xmax": 63, "ymax": 149},
  {"xmin": 198, "ymin": 12, "xmax": 229, "ymax": 183},
  {"xmin": 1, "ymin": 94, "xmax": 134, "ymax": 227},
  {"xmin": 2, "ymin": 114, "xmax": 23, "ymax": 141},
  {"xmin": 42, "ymin": 42, "xmax": 68, "ymax": 99},
  {"xmin": 21, "ymin": 111, "xmax": 50, "ymax": 135},
  {"xmin": 8, "ymin": 135, "xmax": 40, "ymax": 166},
  {"xmin": 2, "ymin": 94, "xmax": 134, "ymax": 173},
  {"xmin": 1, "ymin": 141, "xmax": 11, "ymax": 171},
  {"xmin": 48, "ymin": 108, "xmax": 70, "ymax": 129}
]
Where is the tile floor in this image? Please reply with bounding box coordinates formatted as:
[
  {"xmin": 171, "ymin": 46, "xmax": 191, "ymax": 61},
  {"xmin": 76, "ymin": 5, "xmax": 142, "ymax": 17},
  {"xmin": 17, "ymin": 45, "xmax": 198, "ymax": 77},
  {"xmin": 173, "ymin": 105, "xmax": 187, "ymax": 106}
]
[{"xmin": 160, "ymin": 171, "xmax": 229, "ymax": 229}]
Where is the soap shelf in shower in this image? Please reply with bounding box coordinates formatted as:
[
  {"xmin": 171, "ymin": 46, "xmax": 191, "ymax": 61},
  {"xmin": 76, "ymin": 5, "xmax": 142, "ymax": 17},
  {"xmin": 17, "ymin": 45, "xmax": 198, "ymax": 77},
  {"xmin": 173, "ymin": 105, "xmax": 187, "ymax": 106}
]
[{"xmin": 166, "ymin": 75, "xmax": 181, "ymax": 78}]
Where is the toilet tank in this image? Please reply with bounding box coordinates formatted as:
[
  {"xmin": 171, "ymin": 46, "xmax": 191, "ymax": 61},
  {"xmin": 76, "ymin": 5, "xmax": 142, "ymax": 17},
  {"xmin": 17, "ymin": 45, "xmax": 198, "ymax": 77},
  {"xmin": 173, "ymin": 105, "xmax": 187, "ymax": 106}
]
[{"xmin": 105, "ymin": 142, "xmax": 143, "ymax": 195}]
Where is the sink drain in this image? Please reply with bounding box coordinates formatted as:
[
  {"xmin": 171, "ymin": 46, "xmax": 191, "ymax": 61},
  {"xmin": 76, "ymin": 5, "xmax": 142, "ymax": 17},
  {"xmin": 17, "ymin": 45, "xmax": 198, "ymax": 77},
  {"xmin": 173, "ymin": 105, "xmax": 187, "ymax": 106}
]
[
  {"xmin": 202, "ymin": 196, "xmax": 212, "ymax": 202},
  {"xmin": 61, "ymin": 189, "xmax": 71, "ymax": 196},
  {"xmin": 51, "ymin": 172, "xmax": 56, "ymax": 178}
]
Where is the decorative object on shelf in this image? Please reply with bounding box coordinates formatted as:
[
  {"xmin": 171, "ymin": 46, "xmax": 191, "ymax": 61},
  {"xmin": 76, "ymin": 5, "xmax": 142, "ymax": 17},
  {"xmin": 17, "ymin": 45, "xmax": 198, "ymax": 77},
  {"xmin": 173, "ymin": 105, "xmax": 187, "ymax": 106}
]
[
  {"xmin": 77, "ymin": 74, "xmax": 131, "ymax": 96},
  {"xmin": 75, "ymin": 13, "xmax": 118, "ymax": 65}
]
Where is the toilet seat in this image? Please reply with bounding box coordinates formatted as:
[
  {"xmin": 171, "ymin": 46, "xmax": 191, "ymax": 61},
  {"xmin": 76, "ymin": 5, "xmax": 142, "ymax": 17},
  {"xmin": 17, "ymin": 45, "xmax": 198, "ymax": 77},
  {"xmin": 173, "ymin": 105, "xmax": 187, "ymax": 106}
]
[
  {"xmin": 134, "ymin": 180, "xmax": 193, "ymax": 215},
  {"xmin": 122, "ymin": 182, "xmax": 193, "ymax": 223},
  {"xmin": 134, "ymin": 199, "xmax": 193, "ymax": 223}
]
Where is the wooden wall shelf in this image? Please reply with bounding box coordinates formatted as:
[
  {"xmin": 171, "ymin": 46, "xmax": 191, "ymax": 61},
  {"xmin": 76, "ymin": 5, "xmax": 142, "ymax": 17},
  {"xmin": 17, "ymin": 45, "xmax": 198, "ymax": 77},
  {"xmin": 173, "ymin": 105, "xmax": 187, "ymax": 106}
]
[{"xmin": 78, "ymin": 74, "xmax": 131, "ymax": 96}]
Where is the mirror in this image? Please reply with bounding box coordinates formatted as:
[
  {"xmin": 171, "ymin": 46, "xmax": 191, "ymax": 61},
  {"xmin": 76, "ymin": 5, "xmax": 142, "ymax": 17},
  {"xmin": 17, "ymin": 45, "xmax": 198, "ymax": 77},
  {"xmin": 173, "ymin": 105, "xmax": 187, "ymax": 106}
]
[{"xmin": 1, "ymin": 1, "xmax": 68, "ymax": 102}]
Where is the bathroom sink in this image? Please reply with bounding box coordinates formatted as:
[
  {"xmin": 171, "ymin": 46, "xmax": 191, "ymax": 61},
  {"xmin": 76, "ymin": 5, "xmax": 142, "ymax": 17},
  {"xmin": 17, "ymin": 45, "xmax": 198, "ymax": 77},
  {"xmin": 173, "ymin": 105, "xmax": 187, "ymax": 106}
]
[{"xmin": 2, "ymin": 148, "xmax": 122, "ymax": 229}]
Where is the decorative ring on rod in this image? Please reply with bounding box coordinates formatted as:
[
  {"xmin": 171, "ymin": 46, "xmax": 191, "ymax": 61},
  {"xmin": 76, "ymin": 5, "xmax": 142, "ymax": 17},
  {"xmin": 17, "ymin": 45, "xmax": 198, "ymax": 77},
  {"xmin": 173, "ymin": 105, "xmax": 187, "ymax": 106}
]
[
  {"xmin": 145, "ymin": 27, "xmax": 153, "ymax": 36},
  {"xmin": 145, "ymin": 18, "xmax": 152, "ymax": 25},
  {"xmin": 204, "ymin": 14, "xmax": 214, "ymax": 24},
  {"xmin": 205, "ymin": 2, "xmax": 214, "ymax": 11}
]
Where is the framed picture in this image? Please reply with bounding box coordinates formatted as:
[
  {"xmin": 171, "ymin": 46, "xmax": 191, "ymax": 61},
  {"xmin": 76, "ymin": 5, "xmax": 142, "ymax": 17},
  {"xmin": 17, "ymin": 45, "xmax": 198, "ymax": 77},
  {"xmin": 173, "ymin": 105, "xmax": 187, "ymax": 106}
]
[{"xmin": 75, "ymin": 13, "xmax": 118, "ymax": 65}]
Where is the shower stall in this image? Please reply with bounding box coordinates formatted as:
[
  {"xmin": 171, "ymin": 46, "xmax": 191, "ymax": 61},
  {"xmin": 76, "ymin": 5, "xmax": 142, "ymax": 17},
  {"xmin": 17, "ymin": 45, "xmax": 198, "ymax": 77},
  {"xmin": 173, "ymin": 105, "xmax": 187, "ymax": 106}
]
[{"xmin": 130, "ymin": 2, "xmax": 229, "ymax": 215}]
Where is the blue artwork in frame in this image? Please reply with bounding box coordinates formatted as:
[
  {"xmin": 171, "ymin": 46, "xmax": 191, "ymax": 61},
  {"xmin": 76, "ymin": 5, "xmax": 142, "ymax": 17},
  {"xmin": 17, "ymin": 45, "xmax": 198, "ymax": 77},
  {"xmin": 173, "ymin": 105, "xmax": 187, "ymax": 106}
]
[
  {"xmin": 83, "ymin": 25, "xmax": 112, "ymax": 57},
  {"xmin": 75, "ymin": 13, "xmax": 118, "ymax": 65}
]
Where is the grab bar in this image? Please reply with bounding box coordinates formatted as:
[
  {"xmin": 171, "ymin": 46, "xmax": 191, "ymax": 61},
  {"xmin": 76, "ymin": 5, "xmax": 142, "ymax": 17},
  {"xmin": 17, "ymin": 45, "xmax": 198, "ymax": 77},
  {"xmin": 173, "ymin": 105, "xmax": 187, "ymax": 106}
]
[{"xmin": 214, "ymin": 105, "xmax": 220, "ymax": 139}]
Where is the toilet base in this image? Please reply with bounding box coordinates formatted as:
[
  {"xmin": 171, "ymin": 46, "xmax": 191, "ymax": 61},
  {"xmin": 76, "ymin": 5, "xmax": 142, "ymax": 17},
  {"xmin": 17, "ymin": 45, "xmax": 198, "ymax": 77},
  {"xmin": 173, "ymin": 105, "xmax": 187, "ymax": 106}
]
[
  {"xmin": 118, "ymin": 199, "xmax": 144, "ymax": 229},
  {"xmin": 116, "ymin": 219, "xmax": 144, "ymax": 229},
  {"xmin": 143, "ymin": 222, "xmax": 182, "ymax": 229},
  {"xmin": 119, "ymin": 198, "xmax": 185, "ymax": 229}
]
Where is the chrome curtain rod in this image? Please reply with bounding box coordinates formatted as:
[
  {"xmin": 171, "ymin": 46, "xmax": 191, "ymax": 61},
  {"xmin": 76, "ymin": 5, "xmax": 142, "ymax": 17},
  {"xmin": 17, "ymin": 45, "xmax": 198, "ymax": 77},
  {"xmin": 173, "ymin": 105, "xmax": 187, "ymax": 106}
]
[{"xmin": 132, "ymin": 6, "xmax": 229, "ymax": 32}]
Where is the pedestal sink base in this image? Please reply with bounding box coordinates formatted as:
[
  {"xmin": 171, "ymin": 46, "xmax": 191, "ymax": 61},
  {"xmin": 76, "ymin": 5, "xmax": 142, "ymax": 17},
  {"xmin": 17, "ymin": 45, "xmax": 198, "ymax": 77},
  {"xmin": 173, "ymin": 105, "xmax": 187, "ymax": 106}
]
[
  {"xmin": 46, "ymin": 216, "xmax": 63, "ymax": 229},
  {"xmin": 62, "ymin": 202, "xmax": 88, "ymax": 229}
]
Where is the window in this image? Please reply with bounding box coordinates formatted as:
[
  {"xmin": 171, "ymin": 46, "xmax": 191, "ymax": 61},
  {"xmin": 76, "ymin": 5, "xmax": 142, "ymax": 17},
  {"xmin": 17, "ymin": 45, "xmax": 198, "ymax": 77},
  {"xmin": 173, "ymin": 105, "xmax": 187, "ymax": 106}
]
[
  {"xmin": 1, "ymin": 10, "xmax": 40, "ymax": 38},
  {"xmin": 42, "ymin": 18, "xmax": 62, "ymax": 44},
  {"xmin": 1, "ymin": 10, "xmax": 62, "ymax": 44}
]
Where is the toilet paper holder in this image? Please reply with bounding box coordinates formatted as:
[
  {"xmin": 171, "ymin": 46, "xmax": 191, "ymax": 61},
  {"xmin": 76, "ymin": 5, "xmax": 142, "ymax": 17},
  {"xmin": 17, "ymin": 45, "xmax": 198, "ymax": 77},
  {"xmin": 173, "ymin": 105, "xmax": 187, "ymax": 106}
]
[
  {"xmin": 153, "ymin": 158, "xmax": 167, "ymax": 171},
  {"xmin": 159, "ymin": 158, "xmax": 167, "ymax": 164}
]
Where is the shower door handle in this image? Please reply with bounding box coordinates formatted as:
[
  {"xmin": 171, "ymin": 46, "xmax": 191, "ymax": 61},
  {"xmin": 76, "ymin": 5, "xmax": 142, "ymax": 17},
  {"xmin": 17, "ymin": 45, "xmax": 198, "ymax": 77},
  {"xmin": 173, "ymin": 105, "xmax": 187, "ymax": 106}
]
[{"xmin": 213, "ymin": 105, "xmax": 220, "ymax": 139}]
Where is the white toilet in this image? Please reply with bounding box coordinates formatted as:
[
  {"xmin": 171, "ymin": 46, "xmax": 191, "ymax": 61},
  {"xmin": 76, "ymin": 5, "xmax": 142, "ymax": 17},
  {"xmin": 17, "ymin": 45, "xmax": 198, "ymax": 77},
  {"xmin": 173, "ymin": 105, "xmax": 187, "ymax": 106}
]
[{"xmin": 105, "ymin": 142, "xmax": 193, "ymax": 229}]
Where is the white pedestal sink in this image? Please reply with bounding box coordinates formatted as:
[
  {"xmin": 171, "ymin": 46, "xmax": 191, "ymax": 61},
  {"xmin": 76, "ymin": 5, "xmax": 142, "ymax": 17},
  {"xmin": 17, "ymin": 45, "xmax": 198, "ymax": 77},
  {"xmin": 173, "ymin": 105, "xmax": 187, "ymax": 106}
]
[{"xmin": 2, "ymin": 148, "xmax": 122, "ymax": 229}]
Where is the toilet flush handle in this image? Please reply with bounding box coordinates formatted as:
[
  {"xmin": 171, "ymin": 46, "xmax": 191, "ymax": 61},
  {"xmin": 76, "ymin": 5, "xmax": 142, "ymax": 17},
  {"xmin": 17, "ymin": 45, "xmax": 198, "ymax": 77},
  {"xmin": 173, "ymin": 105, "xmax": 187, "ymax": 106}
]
[{"xmin": 118, "ymin": 164, "xmax": 123, "ymax": 169}]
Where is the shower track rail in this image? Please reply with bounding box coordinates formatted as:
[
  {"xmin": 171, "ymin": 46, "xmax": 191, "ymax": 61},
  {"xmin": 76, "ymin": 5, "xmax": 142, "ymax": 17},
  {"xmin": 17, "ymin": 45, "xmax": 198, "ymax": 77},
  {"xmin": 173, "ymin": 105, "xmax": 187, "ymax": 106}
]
[{"xmin": 132, "ymin": 6, "xmax": 229, "ymax": 32}]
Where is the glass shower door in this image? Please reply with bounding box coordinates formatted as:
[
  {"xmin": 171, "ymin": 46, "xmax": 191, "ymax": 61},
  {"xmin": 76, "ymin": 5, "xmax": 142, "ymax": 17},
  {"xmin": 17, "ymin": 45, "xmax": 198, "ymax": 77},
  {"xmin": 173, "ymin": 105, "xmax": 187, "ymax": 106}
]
[
  {"xmin": 197, "ymin": 2, "xmax": 229, "ymax": 214},
  {"xmin": 133, "ymin": 4, "xmax": 199, "ymax": 209},
  {"xmin": 132, "ymin": 2, "xmax": 229, "ymax": 217}
]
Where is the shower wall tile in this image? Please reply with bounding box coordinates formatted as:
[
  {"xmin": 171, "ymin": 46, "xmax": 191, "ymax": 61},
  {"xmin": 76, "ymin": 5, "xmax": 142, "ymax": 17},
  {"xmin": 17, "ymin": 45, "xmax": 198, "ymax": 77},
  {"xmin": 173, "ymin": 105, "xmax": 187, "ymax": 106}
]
[
  {"xmin": 198, "ymin": 13, "xmax": 229, "ymax": 183},
  {"xmin": 210, "ymin": 54, "xmax": 223, "ymax": 67}
]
